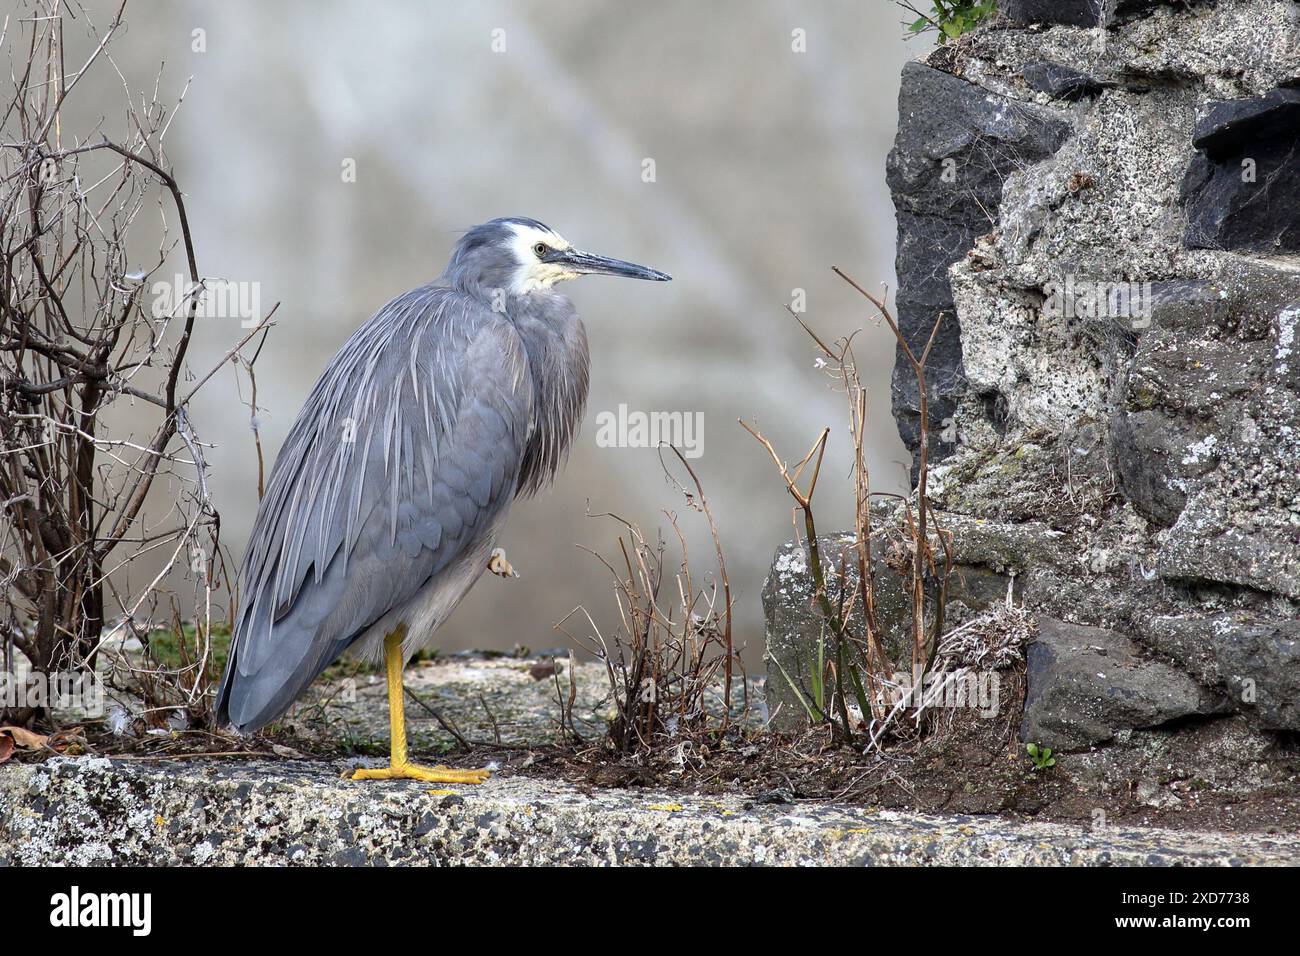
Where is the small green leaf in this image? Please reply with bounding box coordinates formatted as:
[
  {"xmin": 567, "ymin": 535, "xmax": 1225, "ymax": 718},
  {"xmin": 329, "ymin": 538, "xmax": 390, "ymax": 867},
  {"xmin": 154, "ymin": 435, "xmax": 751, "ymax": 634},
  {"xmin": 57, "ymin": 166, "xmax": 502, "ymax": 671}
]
[{"xmin": 1026, "ymin": 741, "xmax": 1057, "ymax": 770}]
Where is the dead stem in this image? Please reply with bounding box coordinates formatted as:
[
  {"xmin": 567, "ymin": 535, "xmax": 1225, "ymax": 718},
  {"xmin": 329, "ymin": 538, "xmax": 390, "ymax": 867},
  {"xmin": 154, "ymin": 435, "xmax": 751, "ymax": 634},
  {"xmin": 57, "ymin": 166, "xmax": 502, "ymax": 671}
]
[
  {"xmin": 742, "ymin": 268, "xmax": 951, "ymax": 747},
  {"xmin": 556, "ymin": 451, "xmax": 743, "ymax": 755}
]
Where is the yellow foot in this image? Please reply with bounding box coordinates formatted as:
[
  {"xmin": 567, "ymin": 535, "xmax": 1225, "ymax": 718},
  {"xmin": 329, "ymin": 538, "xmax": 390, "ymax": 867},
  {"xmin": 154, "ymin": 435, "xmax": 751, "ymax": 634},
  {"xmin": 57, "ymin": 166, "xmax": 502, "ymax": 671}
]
[{"xmin": 350, "ymin": 762, "xmax": 491, "ymax": 785}]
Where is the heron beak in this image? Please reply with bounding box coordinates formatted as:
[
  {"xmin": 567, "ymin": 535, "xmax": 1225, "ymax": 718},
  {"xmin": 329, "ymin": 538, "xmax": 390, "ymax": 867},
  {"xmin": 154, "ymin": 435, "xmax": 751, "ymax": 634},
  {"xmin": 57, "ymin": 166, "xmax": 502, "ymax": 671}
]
[{"xmin": 562, "ymin": 249, "xmax": 671, "ymax": 281}]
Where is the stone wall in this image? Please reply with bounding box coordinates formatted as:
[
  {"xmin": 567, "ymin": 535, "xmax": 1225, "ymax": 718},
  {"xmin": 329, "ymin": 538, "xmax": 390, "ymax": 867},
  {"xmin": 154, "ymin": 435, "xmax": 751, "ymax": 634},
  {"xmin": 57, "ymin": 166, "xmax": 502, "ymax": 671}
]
[{"xmin": 766, "ymin": 0, "xmax": 1300, "ymax": 802}]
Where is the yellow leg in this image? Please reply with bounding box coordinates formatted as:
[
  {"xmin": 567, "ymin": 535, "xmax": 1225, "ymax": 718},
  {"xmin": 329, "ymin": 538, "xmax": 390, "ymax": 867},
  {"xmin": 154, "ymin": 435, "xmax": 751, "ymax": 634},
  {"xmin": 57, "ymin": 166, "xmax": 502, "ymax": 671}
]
[{"xmin": 350, "ymin": 628, "xmax": 491, "ymax": 785}]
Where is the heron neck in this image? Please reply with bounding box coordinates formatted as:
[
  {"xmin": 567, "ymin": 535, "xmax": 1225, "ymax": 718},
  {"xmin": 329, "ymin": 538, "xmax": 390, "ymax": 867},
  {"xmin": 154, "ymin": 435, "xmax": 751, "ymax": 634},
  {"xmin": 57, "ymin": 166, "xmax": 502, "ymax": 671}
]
[{"xmin": 510, "ymin": 298, "xmax": 591, "ymax": 497}]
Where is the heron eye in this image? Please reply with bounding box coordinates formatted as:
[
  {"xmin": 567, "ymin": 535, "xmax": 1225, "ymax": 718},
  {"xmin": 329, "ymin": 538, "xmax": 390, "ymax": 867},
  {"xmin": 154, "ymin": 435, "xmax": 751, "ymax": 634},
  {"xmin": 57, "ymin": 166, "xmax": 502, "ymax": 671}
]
[{"xmin": 533, "ymin": 242, "xmax": 548, "ymax": 257}]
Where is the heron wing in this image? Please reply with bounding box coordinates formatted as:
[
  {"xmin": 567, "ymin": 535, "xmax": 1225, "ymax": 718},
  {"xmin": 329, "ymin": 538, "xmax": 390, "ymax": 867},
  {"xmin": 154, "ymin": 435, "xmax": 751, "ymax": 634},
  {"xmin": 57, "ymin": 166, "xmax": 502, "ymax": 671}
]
[{"xmin": 218, "ymin": 286, "xmax": 533, "ymax": 730}]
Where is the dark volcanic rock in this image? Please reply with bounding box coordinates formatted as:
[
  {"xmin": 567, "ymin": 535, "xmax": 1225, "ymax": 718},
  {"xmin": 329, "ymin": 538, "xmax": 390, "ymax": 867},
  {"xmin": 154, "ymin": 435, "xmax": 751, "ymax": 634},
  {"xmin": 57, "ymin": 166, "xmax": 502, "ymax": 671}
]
[
  {"xmin": 1000, "ymin": 0, "xmax": 1167, "ymax": 27},
  {"xmin": 1111, "ymin": 408, "xmax": 1203, "ymax": 527},
  {"xmin": 1192, "ymin": 89, "xmax": 1300, "ymax": 157},
  {"xmin": 1109, "ymin": 280, "xmax": 1220, "ymax": 526},
  {"xmin": 887, "ymin": 62, "xmax": 1070, "ymax": 477},
  {"xmin": 1020, "ymin": 618, "xmax": 1224, "ymax": 750},
  {"xmin": 1142, "ymin": 614, "xmax": 1300, "ymax": 732},
  {"xmin": 1182, "ymin": 89, "xmax": 1300, "ymax": 253},
  {"xmin": 1001, "ymin": 0, "xmax": 1107, "ymax": 26},
  {"xmin": 1022, "ymin": 61, "xmax": 1106, "ymax": 101},
  {"xmin": 1211, "ymin": 617, "xmax": 1300, "ymax": 732}
]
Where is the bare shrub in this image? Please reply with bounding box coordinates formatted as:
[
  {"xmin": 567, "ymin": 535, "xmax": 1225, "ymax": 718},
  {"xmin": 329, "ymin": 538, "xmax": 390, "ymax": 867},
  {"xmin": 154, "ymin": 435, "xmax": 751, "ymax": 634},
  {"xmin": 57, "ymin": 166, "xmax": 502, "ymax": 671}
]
[
  {"xmin": 557, "ymin": 448, "xmax": 744, "ymax": 756},
  {"xmin": 0, "ymin": 2, "xmax": 271, "ymax": 729}
]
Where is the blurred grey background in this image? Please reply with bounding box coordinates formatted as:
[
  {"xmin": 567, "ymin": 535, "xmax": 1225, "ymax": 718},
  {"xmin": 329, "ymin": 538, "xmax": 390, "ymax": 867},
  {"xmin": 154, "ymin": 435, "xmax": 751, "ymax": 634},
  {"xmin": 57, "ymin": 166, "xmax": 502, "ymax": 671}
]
[{"xmin": 39, "ymin": 0, "xmax": 931, "ymax": 665}]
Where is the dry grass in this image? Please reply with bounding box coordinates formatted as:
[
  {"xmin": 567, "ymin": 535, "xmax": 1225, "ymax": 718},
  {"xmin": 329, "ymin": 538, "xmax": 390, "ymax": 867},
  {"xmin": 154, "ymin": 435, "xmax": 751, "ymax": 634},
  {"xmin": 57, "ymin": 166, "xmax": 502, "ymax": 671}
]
[{"xmin": 741, "ymin": 268, "xmax": 962, "ymax": 747}]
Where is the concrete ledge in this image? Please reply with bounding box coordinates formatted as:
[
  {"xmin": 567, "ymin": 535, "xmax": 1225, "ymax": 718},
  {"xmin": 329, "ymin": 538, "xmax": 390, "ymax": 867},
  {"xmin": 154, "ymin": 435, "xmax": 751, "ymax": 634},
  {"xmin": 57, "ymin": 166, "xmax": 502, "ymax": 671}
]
[{"xmin": 3, "ymin": 757, "xmax": 1298, "ymax": 866}]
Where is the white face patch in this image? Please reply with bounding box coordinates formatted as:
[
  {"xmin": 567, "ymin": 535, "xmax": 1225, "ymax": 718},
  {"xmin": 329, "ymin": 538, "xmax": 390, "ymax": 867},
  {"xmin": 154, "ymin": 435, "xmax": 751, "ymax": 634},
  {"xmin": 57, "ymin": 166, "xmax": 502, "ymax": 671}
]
[{"xmin": 505, "ymin": 222, "xmax": 575, "ymax": 295}]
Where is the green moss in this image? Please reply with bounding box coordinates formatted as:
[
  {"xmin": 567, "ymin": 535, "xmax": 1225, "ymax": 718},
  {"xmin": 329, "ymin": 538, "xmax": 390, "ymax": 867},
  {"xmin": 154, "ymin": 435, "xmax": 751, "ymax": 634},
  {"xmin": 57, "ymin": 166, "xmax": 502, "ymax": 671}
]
[
  {"xmin": 1131, "ymin": 387, "xmax": 1158, "ymax": 410},
  {"xmin": 334, "ymin": 729, "xmax": 389, "ymax": 757},
  {"xmin": 146, "ymin": 623, "xmax": 232, "ymax": 673}
]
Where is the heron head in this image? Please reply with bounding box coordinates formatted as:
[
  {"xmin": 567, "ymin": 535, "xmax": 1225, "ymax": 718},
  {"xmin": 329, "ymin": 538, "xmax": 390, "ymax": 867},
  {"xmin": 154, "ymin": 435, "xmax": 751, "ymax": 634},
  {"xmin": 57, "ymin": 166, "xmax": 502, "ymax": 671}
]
[{"xmin": 446, "ymin": 217, "xmax": 671, "ymax": 297}]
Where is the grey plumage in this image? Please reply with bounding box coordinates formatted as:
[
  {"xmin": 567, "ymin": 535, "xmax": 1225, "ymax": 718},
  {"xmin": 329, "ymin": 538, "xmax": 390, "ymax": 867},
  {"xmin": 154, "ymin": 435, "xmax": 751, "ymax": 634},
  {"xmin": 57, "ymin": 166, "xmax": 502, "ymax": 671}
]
[{"xmin": 216, "ymin": 218, "xmax": 668, "ymax": 732}]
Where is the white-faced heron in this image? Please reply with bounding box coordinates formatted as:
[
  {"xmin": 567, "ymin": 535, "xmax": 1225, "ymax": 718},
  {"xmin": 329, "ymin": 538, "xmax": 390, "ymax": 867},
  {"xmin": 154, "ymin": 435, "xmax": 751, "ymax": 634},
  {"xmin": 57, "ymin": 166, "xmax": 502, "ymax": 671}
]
[{"xmin": 216, "ymin": 217, "xmax": 670, "ymax": 783}]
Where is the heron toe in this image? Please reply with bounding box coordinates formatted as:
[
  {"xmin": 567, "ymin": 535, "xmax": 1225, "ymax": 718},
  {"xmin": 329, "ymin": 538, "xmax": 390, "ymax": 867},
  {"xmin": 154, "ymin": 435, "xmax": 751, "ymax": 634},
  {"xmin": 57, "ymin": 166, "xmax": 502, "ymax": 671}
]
[
  {"xmin": 350, "ymin": 762, "xmax": 492, "ymax": 784},
  {"xmin": 487, "ymin": 547, "xmax": 518, "ymax": 578}
]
